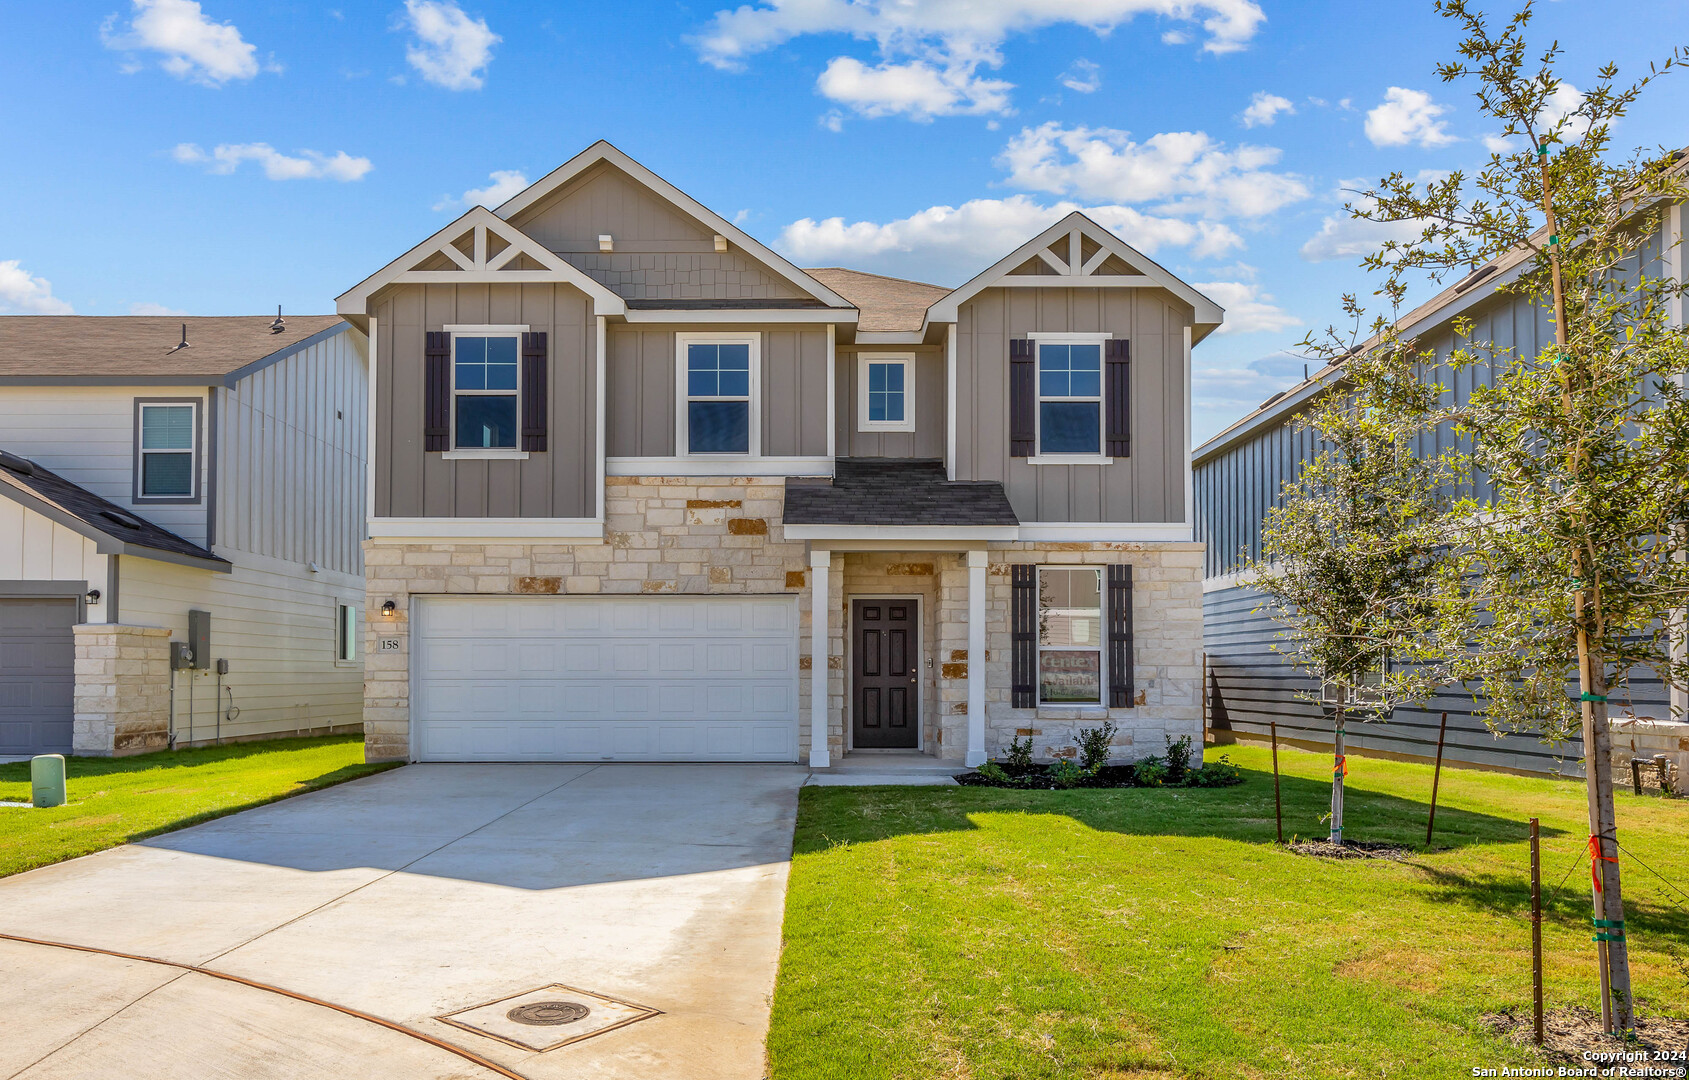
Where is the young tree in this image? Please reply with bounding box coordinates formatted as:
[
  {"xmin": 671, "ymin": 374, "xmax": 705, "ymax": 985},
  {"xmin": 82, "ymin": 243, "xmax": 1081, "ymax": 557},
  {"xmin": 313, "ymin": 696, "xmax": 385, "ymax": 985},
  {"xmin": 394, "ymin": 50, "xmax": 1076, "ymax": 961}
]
[{"xmin": 1298, "ymin": 0, "xmax": 1689, "ymax": 1033}]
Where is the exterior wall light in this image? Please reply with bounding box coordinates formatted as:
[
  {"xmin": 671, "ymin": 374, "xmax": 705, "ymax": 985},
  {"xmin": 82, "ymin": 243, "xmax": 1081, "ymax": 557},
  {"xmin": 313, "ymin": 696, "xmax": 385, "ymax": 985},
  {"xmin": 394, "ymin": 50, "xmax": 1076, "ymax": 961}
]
[
  {"xmin": 86, "ymin": 589, "xmax": 101, "ymax": 603},
  {"xmin": 381, "ymin": 600, "xmax": 397, "ymax": 617}
]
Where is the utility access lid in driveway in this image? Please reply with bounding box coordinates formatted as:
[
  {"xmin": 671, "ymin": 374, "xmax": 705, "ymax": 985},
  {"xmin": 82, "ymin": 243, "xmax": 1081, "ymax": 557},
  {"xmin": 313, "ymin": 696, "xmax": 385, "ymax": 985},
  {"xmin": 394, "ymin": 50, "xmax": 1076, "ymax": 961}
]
[{"xmin": 411, "ymin": 595, "xmax": 800, "ymax": 762}]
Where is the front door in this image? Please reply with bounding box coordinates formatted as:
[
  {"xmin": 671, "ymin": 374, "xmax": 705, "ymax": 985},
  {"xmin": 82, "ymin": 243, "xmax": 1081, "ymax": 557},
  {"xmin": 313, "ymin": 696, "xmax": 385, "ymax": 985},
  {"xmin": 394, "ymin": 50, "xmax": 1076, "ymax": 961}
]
[{"xmin": 851, "ymin": 599, "xmax": 920, "ymax": 749}]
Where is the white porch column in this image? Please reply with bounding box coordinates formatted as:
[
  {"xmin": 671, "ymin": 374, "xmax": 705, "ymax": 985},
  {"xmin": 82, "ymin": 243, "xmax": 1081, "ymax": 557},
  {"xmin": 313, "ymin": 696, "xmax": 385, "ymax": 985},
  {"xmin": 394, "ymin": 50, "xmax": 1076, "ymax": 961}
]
[
  {"xmin": 966, "ymin": 549, "xmax": 988, "ymax": 766},
  {"xmin": 809, "ymin": 549, "xmax": 832, "ymax": 768}
]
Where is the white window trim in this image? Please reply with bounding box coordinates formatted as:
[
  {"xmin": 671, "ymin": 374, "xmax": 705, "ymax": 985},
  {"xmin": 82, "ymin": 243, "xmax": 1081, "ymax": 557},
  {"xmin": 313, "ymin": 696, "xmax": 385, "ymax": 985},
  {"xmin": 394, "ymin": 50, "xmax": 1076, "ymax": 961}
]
[
  {"xmin": 449, "ymin": 325, "xmax": 527, "ymax": 453},
  {"xmin": 1036, "ymin": 564, "xmax": 1107, "ymax": 707},
  {"xmin": 135, "ymin": 399, "xmax": 200, "ymax": 503},
  {"xmin": 676, "ymin": 332, "xmax": 761, "ymax": 459},
  {"xmin": 336, "ymin": 602, "xmax": 358, "ymax": 663},
  {"xmin": 857, "ymin": 352, "xmax": 916, "ymax": 433},
  {"xmin": 1032, "ymin": 333, "xmax": 1110, "ymax": 463}
]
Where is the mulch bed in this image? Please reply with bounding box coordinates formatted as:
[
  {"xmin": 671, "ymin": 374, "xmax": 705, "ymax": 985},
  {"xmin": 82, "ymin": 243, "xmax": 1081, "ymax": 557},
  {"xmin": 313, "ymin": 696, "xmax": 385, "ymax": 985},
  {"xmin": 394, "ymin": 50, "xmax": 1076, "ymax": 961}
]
[
  {"xmin": 954, "ymin": 764, "xmax": 1146, "ymax": 789},
  {"xmin": 1484, "ymin": 1006, "xmax": 1689, "ymax": 1075},
  {"xmin": 1286, "ymin": 839, "xmax": 1416, "ymax": 860}
]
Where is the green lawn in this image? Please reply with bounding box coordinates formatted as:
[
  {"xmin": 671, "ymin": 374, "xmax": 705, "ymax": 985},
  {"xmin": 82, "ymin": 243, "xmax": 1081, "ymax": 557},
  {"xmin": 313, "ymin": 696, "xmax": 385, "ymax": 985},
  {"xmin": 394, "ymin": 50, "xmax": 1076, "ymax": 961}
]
[
  {"xmin": 0, "ymin": 736, "xmax": 399, "ymax": 878},
  {"xmin": 768, "ymin": 743, "xmax": 1689, "ymax": 1079}
]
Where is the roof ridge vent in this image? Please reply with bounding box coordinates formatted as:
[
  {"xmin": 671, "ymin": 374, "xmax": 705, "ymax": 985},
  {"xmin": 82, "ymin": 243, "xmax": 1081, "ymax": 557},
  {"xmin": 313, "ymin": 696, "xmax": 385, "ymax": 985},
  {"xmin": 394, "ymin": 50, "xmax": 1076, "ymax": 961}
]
[{"xmin": 0, "ymin": 449, "xmax": 35, "ymax": 476}]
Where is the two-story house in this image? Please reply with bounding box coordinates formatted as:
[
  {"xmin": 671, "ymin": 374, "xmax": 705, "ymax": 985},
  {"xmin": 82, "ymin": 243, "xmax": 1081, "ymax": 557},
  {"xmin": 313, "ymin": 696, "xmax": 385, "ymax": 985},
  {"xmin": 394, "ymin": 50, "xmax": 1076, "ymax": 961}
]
[
  {"xmin": 0, "ymin": 315, "xmax": 368, "ymax": 757},
  {"xmin": 340, "ymin": 141, "xmax": 1220, "ymax": 766}
]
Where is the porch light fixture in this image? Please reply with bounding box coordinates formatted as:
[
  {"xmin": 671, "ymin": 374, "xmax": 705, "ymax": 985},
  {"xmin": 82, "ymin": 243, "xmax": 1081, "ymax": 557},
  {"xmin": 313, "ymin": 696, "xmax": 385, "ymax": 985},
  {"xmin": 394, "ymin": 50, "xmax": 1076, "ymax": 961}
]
[
  {"xmin": 381, "ymin": 600, "xmax": 397, "ymax": 617},
  {"xmin": 86, "ymin": 589, "xmax": 101, "ymax": 603}
]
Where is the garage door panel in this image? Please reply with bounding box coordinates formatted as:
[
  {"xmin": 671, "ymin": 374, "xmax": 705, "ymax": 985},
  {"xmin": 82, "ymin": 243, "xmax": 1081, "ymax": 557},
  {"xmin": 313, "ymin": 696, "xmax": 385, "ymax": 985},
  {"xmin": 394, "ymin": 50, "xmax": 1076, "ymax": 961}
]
[
  {"xmin": 0, "ymin": 597, "xmax": 76, "ymax": 756},
  {"xmin": 414, "ymin": 596, "xmax": 799, "ymax": 762}
]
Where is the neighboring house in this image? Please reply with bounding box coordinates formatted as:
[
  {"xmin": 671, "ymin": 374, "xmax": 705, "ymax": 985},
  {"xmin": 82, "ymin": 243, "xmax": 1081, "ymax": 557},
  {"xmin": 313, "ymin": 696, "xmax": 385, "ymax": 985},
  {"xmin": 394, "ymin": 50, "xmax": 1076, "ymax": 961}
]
[
  {"xmin": 1194, "ymin": 203, "xmax": 1689, "ymax": 778},
  {"xmin": 339, "ymin": 140, "xmax": 1220, "ymax": 766},
  {"xmin": 0, "ymin": 316, "xmax": 368, "ymax": 757}
]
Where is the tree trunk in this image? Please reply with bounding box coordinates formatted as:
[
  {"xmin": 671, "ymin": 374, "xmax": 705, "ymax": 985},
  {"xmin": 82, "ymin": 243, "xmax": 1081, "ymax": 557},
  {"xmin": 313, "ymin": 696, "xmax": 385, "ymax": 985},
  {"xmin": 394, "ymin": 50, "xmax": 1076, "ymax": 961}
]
[
  {"xmin": 1330, "ymin": 687, "xmax": 1347, "ymax": 845},
  {"xmin": 1579, "ymin": 657, "xmax": 1633, "ymax": 1031}
]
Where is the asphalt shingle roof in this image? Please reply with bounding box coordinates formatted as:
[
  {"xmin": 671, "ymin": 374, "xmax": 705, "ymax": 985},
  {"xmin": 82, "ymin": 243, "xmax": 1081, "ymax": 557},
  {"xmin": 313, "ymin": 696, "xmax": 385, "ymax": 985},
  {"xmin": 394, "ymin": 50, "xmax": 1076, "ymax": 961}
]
[
  {"xmin": 0, "ymin": 315, "xmax": 345, "ymax": 380},
  {"xmin": 803, "ymin": 268, "xmax": 950, "ymax": 333},
  {"xmin": 0, "ymin": 450, "xmax": 226, "ymax": 566},
  {"xmin": 783, "ymin": 459, "xmax": 1019, "ymax": 526}
]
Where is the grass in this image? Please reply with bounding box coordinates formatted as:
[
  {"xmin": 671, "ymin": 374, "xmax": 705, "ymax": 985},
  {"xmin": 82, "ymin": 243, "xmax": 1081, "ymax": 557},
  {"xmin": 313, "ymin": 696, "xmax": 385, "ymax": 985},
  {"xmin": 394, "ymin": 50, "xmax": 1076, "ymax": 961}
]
[
  {"xmin": 0, "ymin": 736, "xmax": 399, "ymax": 878},
  {"xmin": 767, "ymin": 743, "xmax": 1689, "ymax": 1079}
]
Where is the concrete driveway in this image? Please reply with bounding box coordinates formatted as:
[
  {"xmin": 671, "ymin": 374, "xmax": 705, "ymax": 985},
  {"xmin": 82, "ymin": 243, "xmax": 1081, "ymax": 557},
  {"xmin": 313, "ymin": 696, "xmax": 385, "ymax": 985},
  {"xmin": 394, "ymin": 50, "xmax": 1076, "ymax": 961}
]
[{"xmin": 0, "ymin": 764, "xmax": 806, "ymax": 1080}]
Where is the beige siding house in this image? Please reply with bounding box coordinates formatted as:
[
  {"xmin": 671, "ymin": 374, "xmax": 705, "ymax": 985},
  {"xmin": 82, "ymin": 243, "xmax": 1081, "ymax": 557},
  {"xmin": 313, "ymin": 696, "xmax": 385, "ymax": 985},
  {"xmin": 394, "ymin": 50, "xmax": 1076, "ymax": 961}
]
[
  {"xmin": 341, "ymin": 141, "xmax": 1221, "ymax": 767},
  {"xmin": 0, "ymin": 316, "xmax": 368, "ymax": 756}
]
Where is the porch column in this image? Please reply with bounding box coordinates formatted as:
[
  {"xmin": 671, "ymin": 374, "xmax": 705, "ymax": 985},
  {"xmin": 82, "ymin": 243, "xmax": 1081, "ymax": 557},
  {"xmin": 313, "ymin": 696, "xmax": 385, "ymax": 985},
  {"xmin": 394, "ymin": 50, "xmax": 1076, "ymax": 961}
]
[
  {"xmin": 809, "ymin": 548, "xmax": 832, "ymax": 768},
  {"xmin": 966, "ymin": 549, "xmax": 988, "ymax": 766}
]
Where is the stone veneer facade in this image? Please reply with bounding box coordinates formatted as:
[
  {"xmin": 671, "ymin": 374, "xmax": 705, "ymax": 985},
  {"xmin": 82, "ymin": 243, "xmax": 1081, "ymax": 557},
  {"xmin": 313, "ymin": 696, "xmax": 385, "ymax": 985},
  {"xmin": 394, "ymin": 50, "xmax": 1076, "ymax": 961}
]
[
  {"xmin": 72, "ymin": 623, "xmax": 172, "ymax": 756},
  {"xmin": 363, "ymin": 476, "xmax": 1205, "ymax": 764}
]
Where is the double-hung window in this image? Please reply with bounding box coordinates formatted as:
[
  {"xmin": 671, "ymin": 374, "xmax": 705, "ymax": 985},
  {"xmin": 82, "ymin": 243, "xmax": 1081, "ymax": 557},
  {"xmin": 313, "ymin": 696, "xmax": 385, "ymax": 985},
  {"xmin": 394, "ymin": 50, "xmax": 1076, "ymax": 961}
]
[
  {"xmin": 1037, "ymin": 567, "xmax": 1104, "ymax": 704},
  {"xmin": 135, "ymin": 400, "xmax": 198, "ymax": 501},
  {"xmin": 858, "ymin": 354, "xmax": 915, "ymax": 432},
  {"xmin": 452, "ymin": 333, "xmax": 520, "ymax": 450},
  {"xmin": 1036, "ymin": 337, "xmax": 1105, "ymax": 457},
  {"xmin": 680, "ymin": 334, "xmax": 757, "ymax": 455}
]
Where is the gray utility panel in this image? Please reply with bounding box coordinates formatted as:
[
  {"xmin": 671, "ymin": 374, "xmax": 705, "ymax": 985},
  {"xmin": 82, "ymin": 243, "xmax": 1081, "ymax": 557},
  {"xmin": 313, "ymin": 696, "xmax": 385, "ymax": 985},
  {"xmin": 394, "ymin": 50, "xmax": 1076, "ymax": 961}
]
[{"xmin": 0, "ymin": 598, "xmax": 77, "ymax": 756}]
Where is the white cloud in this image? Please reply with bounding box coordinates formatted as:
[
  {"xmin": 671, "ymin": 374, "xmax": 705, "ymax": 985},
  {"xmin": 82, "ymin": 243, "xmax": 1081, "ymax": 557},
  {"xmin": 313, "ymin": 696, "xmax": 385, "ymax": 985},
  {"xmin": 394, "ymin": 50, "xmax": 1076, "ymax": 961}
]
[
  {"xmin": 817, "ymin": 56, "xmax": 1012, "ymax": 119},
  {"xmin": 1483, "ymin": 83, "xmax": 1588, "ymax": 155},
  {"xmin": 0, "ymin": 261, "xmax": 73, "ymax": 315},
  {"xmin": 101, "ymin": 0, "xmax": 259, "ymax": 86},
  {"xmin": 778, "ymin": 194, "xmax": 1241, "ymax": 285},
  {"xmin": 1192, "ymin": 280, "xmax": 1300, "ymax": 334},
  {"xmin": 1299, "ymin": 176, "xmax": 1443, "ymax": 263},
  {"xmin": 432, "ymin": 169, "xmax": 528, "ymax": 211},
  {"xmin": 1060, "ymin": 59, "xmax": 1100, "ymax": 94},
  {"xmin": 174, "ymin": 142, "xmax": 373, "ymax": 181},
  {"xmin": 1193, "ymin": 351, "xmax": 1305, "ymax": 437},
  {"xmin": 1161, "ymin": 29, "xmax": 1190, "ymax": 45},
  {"xmin": 1239, "ymin": 91, "xmax": 1293, "ymax": 128},
  {"xmin": 997, "ymin": 122, "xmax": 1308, "ymax": 218},
  {"xmin": 1482, "ymin": 133, "xmax": 1518, "ymax": 154},
  {"xmin": 1364, "ymin": 87, "xmax": 1457, "ymax": 148},
  {"xmin": 401, "ymin": 0, "xmax": 498, "ymax": 90},
  {"xmin": 129, "ymin": 302, "xmax": 189, "ymax": 316},
  {"xmin": 819, "ymin": 110, "xmax": 845, "ymax": 132}
]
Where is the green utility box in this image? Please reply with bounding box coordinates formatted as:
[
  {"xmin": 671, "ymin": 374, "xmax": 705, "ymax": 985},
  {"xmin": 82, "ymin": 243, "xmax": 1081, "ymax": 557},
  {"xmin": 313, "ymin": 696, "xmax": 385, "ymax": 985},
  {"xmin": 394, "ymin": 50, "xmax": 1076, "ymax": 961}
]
[{"xmin": 31, "ymin": 754, "xmax": 66, "ymax": 809}]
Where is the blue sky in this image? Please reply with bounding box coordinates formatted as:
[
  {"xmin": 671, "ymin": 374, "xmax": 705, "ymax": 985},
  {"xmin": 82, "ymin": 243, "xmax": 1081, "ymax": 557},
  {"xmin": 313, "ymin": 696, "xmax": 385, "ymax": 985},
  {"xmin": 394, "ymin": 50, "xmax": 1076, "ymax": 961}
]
[{"xmin": 2, "ymin": 0, "xmax": 1686, "ymax": 440}]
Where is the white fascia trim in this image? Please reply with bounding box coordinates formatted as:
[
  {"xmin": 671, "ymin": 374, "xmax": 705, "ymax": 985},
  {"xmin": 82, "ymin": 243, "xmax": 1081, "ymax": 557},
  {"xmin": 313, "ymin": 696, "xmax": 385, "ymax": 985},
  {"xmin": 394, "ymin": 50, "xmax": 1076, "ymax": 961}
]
[
  {"xmin": 945, "ymin": 323, "xmax": 957, "ymax": 481},
  {"xmin": 781, "ymin": 524, "xmax": 1020, "ymax": 541},
  {"xmin": 606, "ymin": 456, "xmax": 831, "ymax": 477},
  {"xmin": 1027, "ymin": 455, "xmax": 1114, "ymax": 467},
  {"xmin": 365, "ymin": 315, "xmax": 378, "ymax": 527},
  {"xmin": 596, "ymin": 315, "xmax": 607, "ymax": 524},
  {"xmin": 621, "ymin": 308, "xmax": 856, "ymax": 324},
  {"xmin": 854, "ymin": 330, "xmax": 925, "ymax": 345},
  {"xmin": 368, "ymin": 517, "xmax": 605, "ymax": 541},
  {"xmin": 1027, "ymin": 331, "xmax": 1112, "ymax": 341},
  {"xmin": 441, "ymin": 449, "xmax": 530, "ymax": 460},
  {"xmin": 444, "ymin": 323, "xmax": 530, "ymax": 333},
  {"xmin": 1017, "ymin": 522, "xmax": 1195, "ymax": 542}
]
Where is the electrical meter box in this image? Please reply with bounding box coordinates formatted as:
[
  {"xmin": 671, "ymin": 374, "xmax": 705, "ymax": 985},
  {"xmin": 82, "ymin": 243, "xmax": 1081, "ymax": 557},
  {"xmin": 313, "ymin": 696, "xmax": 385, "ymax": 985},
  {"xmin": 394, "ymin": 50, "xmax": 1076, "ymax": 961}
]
[{"xmin": 170, "ymin": 641, "xmax": 194, "ymax": 669}]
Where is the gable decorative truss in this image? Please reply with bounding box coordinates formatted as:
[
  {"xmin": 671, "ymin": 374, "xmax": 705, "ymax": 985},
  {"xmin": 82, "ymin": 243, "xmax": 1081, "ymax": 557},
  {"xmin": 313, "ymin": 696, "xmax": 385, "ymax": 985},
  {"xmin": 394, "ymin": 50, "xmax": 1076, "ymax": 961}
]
[
  {"xmin": 492, "ymin": 140, "xmax": 856, "ymax": 312},
  {"xmin": 925, "ymin": 211, "xmax": 1224, "ymax": 342},
  {"xmin": 336, "ymin": 206, "xmax": 627, "ymax": 317}
]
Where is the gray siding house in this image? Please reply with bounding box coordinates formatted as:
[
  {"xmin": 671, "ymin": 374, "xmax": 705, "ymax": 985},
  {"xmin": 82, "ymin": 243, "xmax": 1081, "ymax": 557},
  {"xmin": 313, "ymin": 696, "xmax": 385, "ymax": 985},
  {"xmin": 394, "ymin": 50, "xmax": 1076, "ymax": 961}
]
[
  {"xmin": 0, "ymin": 316, "xmax": 368, "ymax": 756},
  {"xmin": 341, "ymin": 141, "xmax": 1221, "ymax": 766},
  {"xmin": 1194, "ymin": 203, "xmax": 1688, "ymax": 777}
]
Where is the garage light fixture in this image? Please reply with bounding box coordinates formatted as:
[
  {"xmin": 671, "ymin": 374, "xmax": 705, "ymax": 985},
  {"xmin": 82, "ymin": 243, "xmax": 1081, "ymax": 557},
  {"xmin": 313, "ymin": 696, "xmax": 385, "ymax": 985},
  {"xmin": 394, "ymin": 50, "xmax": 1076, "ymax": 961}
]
[
  {"xmin": 86, "ymin": 589, "xmax": 101, "ymax": 603},
  {"xmin": 381, "ymin": 600, "xmax": 397, "ymax": 617}
]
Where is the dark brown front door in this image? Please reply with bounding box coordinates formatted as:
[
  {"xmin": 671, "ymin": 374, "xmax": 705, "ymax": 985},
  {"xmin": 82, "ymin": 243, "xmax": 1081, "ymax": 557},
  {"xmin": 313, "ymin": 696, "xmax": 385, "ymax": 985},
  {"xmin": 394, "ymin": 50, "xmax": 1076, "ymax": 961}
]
[{"xmin": 852, "ymin": 599, "xmax": 920, "ymax": 749}]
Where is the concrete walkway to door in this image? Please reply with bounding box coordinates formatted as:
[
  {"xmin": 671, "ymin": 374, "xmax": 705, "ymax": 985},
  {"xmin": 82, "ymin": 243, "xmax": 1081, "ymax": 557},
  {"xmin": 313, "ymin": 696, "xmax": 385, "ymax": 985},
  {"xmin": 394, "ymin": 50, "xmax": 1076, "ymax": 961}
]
[{"xmin": 0, "ymin": 764, "xmax": 805, "ymax": 1080}]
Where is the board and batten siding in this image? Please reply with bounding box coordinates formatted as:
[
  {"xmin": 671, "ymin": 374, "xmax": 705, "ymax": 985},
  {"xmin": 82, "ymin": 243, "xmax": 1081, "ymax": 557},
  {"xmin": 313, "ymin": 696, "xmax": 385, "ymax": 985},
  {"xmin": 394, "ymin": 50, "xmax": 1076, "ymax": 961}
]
[
  {"xmin": 606, "ymin": 324, "xmax": 831, "ymax": 459},
  {"xmin": 216, "ymin": 328, "xmax": 367, "ymax": 574},
  {"xmin": 955, "ymin": 286, "xmax": 1190, "ymax": 523},
  {"xmin": 118, "ymin": 552, "xmax": 363, "ymax": 743},
  {"xmin": 0, "ymin": 385, "xmax": 211, "ymax": 547},
  {"xmin": 505, "ymin": 161, "xmax": 807, "ymax": 302},
  {"xmin": 834, "ymin": 347, "xmax": 946, "ymax": 459},
  {"xmin": 373, "ymin": 282, "xmax": 598, "ymax": 519}
]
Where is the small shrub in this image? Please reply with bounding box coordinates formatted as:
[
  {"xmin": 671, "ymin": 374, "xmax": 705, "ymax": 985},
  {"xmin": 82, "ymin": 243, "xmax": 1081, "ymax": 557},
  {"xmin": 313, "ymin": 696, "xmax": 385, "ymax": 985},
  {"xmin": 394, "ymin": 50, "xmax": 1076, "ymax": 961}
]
[
  {"xmin": 1134, "ymin": 758, "xmax": 1167, "ymax": 787},
  {"xmin": 1185, "ymin": 754, "xmax": 1244, "ymax": 787},
  {"xmin": 1048, "ymin": 759, "xmax": 1088, "ymax": 789},
  {"xmin": 1164, "ymin": 735, "xmax": 1194, "ymax": 783},
  {"xmin": 1002, "ymin": 736, "xmax": 1035, "ymax": 770},
  {"xmin": 975, "ymin": 762, "xmax": 1011, "ymax": 784},
  {"xmin": 1074, "ymin": 721, "xmax": 1119, "ymax": 770}
]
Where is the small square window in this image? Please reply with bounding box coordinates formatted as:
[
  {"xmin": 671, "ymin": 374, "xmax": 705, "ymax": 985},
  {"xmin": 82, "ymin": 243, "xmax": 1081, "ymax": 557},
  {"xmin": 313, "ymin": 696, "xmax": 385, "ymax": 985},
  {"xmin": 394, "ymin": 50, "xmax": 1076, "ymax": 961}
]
[{"xmin": 858, "ymin": 354, "xmax": 916, "ymax": 432}]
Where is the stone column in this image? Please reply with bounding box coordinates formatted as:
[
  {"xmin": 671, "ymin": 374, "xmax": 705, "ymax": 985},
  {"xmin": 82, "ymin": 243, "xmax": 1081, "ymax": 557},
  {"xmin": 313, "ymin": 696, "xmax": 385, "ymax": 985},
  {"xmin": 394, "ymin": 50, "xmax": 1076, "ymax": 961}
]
[
  {"xmin": 72, "ymin": 624, "xmax": 171, "ymax": 756},
  {"xmin": 809, "ymin": 548, "xmax": 832, "ymax": 768},
  {"xmin": 966, "ymin": 549, "xmax": 987, "ymax": 766}
]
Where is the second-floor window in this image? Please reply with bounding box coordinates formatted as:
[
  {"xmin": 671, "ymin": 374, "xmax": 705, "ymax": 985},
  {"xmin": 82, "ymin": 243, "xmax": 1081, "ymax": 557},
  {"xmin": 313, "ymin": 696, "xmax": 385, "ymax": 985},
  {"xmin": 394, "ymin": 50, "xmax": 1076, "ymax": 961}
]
[
  {"xmin": 136, "ymin": 400, "xmax": 198, "ymax": 501},
  {"xmin": 454, "ymin": 334, "xmax": 519, "ymax": 450},
  {"xmin": 859, "ymin": 354, "xmax": 916, "ymax": 433},
  {"xmin": 680, "ymin": 334, "xmax": 758, "ymax": 455},
  {"xmin": 1037, "ymin": 341, "xmax": 1103, "ymax": 456}
]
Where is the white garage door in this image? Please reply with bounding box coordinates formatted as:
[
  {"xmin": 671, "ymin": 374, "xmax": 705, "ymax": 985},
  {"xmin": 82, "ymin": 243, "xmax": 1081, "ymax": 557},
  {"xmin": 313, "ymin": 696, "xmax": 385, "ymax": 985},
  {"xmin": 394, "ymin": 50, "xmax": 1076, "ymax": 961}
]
[{"xmin": 412, "ymin": 595, "xmax": 800, "ymax": 762}]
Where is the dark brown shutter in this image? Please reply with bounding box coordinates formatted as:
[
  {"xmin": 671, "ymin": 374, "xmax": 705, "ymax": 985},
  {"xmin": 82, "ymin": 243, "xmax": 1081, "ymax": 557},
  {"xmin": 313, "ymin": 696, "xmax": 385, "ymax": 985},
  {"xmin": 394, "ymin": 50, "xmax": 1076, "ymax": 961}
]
[
  {"xmin": 1009, "ymin": 338, "xmax": 1036, "ymax": 458},
  {"xmin": 1107, "ymin": 563, "xmax": 1134, "ymax": 708},
  {"xmin": 1011, "ymin": 563, "xmax": 1036, "ymax": 708},
  {"xmin": 521, "ymin": 332, "xmax": 548, "ymax": 452},
  {"xmin": 1105, "ymin": 338, "xmax": 1131, "ymax": 457},
  {"xmin": 424, "ymin": 331, "xmax": 451, "ymax": 452}
]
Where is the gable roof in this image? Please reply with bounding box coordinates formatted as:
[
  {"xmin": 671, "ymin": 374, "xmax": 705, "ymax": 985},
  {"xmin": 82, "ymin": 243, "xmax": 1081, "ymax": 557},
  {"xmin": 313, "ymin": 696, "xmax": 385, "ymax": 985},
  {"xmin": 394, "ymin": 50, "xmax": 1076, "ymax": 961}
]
[
  {"xmin": 0, "ymin": 451, "xmax": 228, "ymax": 571},
  {"xmin": 805, "ymin": 269, "xmax": 948, "ymax": 333},
  {"xmin": 336, "ymin": 206, "xmax": 628, "ymax": 321},
  {"xmin": 924, "ymin": 211, "xmax": 1225, "ymax": 341},
  {"xmin": 0, "ymin": 315, "xmax": 347, "ymax": 385},
  {"xmin": 493, "ymin": 140, "xmax": 855, "ymax": 311}
]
